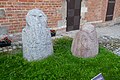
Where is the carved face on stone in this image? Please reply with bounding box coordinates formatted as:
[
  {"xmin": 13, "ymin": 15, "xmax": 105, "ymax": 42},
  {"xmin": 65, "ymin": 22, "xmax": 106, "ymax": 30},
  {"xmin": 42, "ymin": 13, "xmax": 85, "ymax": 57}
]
[{"xmin": 26, "ymin": 9, "xmax": 47, "ymax": 27}]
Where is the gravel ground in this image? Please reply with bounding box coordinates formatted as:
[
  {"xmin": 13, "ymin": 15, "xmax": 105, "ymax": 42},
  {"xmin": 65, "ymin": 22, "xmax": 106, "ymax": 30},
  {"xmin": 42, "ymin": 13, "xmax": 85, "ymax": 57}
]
[
  {"xmin": 55, "ymin": 24, "xmax": 120, "ymax": 56},
  {"xmin": 96, "ymin": 24, "xmax": 120, "ymax": 39}
]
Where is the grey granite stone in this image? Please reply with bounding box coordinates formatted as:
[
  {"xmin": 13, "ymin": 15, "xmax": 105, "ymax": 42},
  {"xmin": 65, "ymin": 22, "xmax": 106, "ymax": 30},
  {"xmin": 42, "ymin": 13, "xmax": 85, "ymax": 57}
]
[
  {"xmin": 22, "ymin": 9, "xmax": 53, "ymax": 61},
  {"xmin": 18, "ymin": 46, "xmax": 22, "ymax": 49}
]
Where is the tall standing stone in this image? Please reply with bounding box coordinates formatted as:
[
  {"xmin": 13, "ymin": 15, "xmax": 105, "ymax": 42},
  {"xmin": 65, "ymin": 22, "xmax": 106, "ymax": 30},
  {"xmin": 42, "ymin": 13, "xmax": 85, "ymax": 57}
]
[
  {"xmin": 22, "ymin": 9, "xmax": 53, "ymax": 61},
  {"xmin": 71, "ymin": 23, "xmax": 98, "ymax": 58}
]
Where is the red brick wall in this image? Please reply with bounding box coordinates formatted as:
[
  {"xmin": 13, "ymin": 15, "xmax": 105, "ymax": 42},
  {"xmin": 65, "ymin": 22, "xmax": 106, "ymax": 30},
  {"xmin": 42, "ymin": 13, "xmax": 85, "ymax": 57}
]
[
  {"xmin": 0, "ymin": 0, "xmax": 120, "ymax": 33},
  {"xmin": 114, "ymin": 0, "xmax": 120, "ymax": 19},
  {"xmin": 84, "ymin": 0, "xmax": 120, "ymax": 23},
  {"xmin": 0, "ymin": 0, "xmax": 62, "ymax": 33},
  {"xmin": 102, "ymin": 0, "xmax": 120, "ymax": 21},
  {"xmin": 101, "ymin": 0, "xmax": 108, "ymax": 22},
  {"xmin": 85, "ymin": 0, "xmax": 103, "ymax": 22}
]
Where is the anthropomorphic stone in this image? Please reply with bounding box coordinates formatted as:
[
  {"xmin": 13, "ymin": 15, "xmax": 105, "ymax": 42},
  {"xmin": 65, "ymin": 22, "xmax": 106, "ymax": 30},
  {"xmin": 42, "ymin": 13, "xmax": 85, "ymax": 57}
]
[
  {"xmin": 22, "ymin": 9, "xmax": 53, "ymax": 61},
  {"xmin": 71, "ymin": 23, "xmax": 98, "ymax": 58}
]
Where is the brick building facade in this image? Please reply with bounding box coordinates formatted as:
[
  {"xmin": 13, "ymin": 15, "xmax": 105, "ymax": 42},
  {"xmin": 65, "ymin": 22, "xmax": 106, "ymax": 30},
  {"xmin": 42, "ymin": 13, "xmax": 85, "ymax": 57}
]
[
  {"xmin": 83, "ymin": 0, "xmax": 120, "ymax": 23},
  {"xmin": 0, "ymin": 0, "xmax": 63, "ymax": 33},
  {"xmin": 0, "ymin": 0, "xmax": 120, "ymax": 33}
]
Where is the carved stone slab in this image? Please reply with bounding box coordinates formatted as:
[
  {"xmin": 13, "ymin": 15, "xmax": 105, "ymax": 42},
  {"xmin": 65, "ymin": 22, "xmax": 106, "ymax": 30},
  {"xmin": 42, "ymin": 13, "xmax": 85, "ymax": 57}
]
[
  {"xmin": 22, "ymin": 9, "xmax": 53, "ymax": 61},
  {"xmin": 71, "ymin": 23, "xmax": 98, "ymax": 58}
]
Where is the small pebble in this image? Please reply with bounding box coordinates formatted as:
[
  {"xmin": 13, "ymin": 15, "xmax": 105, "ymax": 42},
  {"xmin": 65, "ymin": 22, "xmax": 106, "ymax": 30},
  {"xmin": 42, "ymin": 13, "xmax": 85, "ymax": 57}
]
[{"xmin": 13, "ymin": 46, "xmax": 16, "ymax": 49}]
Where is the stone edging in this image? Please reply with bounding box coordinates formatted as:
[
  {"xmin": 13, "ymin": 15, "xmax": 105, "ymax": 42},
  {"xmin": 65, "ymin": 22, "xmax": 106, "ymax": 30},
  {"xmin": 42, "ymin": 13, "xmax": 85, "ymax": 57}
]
[
  {"xmin": 0, "ymin": 35, "xmax": 120, "ymax": 57},
  {"xmin": 0, "ymin": 41, "xmax": 22, "ymax": 53}
]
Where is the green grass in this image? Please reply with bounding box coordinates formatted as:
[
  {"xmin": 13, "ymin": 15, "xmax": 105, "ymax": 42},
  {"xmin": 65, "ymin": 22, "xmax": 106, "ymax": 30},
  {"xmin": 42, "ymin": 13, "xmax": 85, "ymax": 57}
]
[{"xmin": 0, "ymin": 37, "xmax": 120, "ymax": 80}]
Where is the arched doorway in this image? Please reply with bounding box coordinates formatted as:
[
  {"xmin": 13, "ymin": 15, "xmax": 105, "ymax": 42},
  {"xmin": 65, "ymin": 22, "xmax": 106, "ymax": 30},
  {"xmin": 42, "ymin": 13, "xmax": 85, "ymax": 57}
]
[{"xmin": 66, "ymin": 0, "xmax": 82, "ymax": 31}]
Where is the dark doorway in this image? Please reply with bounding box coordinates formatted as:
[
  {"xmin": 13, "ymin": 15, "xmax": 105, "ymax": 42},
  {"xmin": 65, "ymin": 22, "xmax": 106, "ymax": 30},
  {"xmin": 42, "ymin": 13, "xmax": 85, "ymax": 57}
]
[
  {"xmin": 105, "ymin": 0, "xmax": 116, "ymax": 21},
  {"xmin": 66, "ymin": 0, "xmax": 82, "ymax": 31}
]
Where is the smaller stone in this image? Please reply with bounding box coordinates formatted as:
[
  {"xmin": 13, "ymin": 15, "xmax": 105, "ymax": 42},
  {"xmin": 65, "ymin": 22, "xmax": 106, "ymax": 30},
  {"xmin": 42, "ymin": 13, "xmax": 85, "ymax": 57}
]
[
  {"xmin": 114, "ymin": 48, "xmax": 120, "ymax": 56},
  {"xmin": 15, "ymin": 44, "xmax": 19, "ymax": 49},
  {"xmin": 7, "ymin": 46, "xmax": 12, "ymax": 49},
  {"xmin": 18, "ymin": 41, "xmax": 22, "ymax": 44},
  {"xmin": 8, "ymin": 49, "xmax": 13, "ymax": 51},
  {"xmin": 18, "ymin": 46, "xmax": 22, "ymax": 49},
  {"xmin": 2, "ymin": 47, "xmax": 6, "ymax": 50},
  {"xmin": 71, "ymin": 23, "xmax": 98, "ymax": 58},
  {"xmin": 15, "ymin": 42, "xmax": 19, "ymax": 45},
  {"xmin": 13, "ymin": 46, "xmax": 16, "ymax": 49},
  {"xmin": 3, "ymin": 49, "xmax": 8, "ymax": 52},
  {"xmin": 0, "ymin": 48, "xmax": 2, "ymax": 51}
]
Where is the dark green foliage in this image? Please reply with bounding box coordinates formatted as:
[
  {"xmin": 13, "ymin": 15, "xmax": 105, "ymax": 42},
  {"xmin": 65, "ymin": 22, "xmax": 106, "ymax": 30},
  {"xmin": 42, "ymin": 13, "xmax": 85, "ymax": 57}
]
[{"xmin": 0, "ymin": 37, "xmax": 120, "ymax": 80}]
